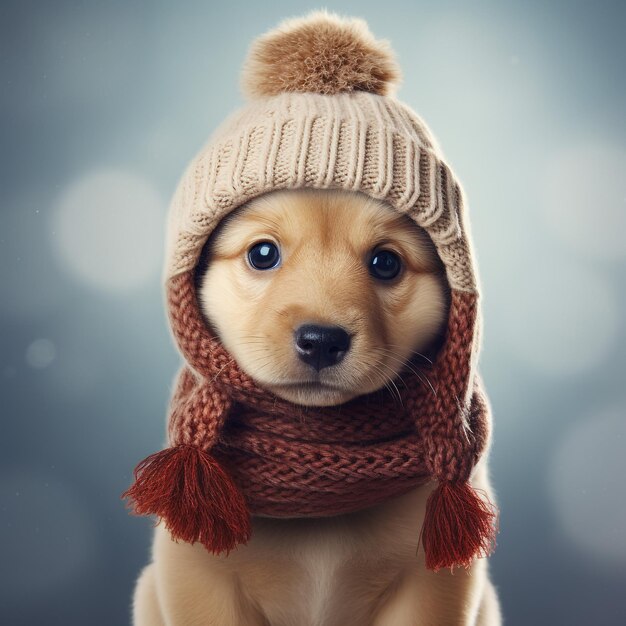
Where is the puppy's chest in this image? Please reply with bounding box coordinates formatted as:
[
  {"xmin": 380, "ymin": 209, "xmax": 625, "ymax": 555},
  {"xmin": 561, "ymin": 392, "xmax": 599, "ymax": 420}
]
[{"xmin": 242, "ymin": 515, "xmax": 417, "ymax": 626}]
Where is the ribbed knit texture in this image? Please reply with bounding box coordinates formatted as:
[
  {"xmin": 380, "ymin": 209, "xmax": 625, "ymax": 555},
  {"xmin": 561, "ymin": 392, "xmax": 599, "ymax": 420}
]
[{"xmin": 163, "ymin": 92, "xmax": 479, "ymax": 294}]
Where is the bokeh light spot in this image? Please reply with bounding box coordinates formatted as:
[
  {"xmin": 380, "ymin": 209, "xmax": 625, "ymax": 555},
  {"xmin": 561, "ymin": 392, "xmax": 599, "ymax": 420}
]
[
  {"xmin": 498, "ymin": 259, "xmax": 618, "ymax": 376},
  {"xmin": 51, "ymin": 169, "xmax": 164, "ymax": 291},
  {"xmin": 543, "ymin": 143, "xmax": 626, "ymax": 260},
  {"xmin": 25, "ymin": 338, "xmax": 56, "ymax": 369},
  {"xmin": 548, "ymin": 406, "xmax": 626, "ymax": 563}
]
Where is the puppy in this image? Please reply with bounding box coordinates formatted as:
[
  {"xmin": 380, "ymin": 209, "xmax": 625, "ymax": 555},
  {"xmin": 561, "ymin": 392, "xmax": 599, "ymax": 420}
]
[{"xmin": 133, "ymin": 188, "xmax": 501, "ymax": 625}]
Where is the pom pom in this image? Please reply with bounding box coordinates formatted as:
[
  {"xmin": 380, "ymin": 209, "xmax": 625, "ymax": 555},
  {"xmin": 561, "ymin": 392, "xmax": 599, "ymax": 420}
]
[
  {"xmin": 419, "ymin": 481, "xmax": 499, "ymax": 571},
  {"xmin": 122, "ymin": 445, "xmax": 252, "ymax": 555},
  {"xmin": 240, "ymin": 9, "xmax": 402, "ymax": 99}
]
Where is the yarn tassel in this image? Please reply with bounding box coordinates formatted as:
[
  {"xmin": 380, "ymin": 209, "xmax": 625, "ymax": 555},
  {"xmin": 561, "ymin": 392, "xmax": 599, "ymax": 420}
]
[
  {"xmin": 420, "ymin": 481, "xmax": 498, "ymax": 571},
  {"xmin": 122, "ymin": 444, "xmax": 252, "ymax": 555}
]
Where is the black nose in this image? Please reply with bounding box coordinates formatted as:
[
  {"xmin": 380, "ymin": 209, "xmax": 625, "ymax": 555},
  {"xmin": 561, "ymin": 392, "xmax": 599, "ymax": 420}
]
[{"xmin": 294, "ymin": 324, "xmax": 351, "ymax": 371}]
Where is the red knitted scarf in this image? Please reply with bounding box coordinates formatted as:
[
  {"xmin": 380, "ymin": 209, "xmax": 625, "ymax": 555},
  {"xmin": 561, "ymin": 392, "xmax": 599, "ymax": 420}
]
[{"xmin": 123, "ymin": 270, "xmax": 498, "ymax": 571}]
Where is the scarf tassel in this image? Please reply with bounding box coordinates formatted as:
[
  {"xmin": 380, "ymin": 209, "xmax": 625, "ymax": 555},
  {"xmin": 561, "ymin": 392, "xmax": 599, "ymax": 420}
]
[
  {"xmin": 420, "ymin": 481, "xmax": 499, "ymax": 571},
  {"xmin": 122, "ymin": 444, "xmax": 252, "ymax": 555}
]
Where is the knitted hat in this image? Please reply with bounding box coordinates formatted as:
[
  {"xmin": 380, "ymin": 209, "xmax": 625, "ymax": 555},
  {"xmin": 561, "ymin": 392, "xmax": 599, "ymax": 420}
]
[{"xmin": 123, "ymin": 9, "xmax": 498, "ymax": 571}]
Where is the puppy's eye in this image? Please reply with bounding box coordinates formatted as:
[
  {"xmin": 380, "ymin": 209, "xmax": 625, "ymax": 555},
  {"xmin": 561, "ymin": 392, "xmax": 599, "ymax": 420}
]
[
  {"xmin": 247, "ymin": 241, "xmax": 280, "ymax": 270},
  {"xmin": 369, "ymin": 249, "xmax": 402, "ymax": 281}
]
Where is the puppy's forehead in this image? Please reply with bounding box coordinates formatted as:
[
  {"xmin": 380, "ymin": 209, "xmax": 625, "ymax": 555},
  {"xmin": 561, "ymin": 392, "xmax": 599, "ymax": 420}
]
[
  {"xmin": 211, "ymin": 188, "xmax": 438, "ymax": 268},
  {"xmin": 236, "ymin": 189, "xmax": 414, "ymax": 238},
  {"xmin": 253, "ymin": 188, "xmax": 392, "ymax": 217}
]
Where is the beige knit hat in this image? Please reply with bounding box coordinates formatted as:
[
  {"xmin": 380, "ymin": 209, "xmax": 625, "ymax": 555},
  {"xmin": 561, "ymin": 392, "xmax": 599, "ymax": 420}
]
[
  {"xmin": 123, "ymin": 9, "xmax": 497, "ymax": 571},
  {"xmin": 163, "ymin": 10, "xmax": 479, "ymax": 298}
]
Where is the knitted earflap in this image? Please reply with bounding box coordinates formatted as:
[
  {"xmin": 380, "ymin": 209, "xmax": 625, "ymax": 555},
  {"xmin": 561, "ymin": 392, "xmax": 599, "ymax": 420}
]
[
  {"xmin": 122, "ymin": 370, "xmax": 252, "ymax": 555},
  {"xmin": 406, "ymin": 291, "xmax": 498, "ymax": 570}
]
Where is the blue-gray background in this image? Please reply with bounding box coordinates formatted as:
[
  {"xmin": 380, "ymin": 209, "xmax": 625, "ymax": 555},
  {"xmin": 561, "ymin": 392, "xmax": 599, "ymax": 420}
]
[{"xmin": 1, "ymin": 1, "xmax": 625, "ymax": 624}]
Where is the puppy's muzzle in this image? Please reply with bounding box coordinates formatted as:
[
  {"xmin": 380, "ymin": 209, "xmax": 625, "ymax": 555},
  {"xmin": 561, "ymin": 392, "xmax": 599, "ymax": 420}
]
[{"xmin": 294, "ymin": 324, "xmax": 351, "ymax": 371}]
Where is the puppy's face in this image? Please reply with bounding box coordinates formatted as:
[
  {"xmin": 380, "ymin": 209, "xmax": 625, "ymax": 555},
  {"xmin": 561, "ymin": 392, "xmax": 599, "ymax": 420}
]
[{"xmin": 196, "ymin": 188, "xmax": 450, "ymax": 407}]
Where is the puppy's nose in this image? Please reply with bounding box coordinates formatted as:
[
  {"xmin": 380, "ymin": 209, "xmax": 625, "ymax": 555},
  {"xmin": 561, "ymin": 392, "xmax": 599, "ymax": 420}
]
[{"xmin": 294, "ymin": 324, "xmax": 351, "ymax": 371}]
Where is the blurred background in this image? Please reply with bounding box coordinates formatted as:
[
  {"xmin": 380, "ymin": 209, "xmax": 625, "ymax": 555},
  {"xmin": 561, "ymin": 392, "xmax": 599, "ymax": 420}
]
[{"xmin": 1, "ymin": 0, "xmax": 625, "ymax": 624}]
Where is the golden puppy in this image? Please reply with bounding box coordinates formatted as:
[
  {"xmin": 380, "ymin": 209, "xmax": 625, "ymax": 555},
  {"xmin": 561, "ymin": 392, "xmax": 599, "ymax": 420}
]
[{"xmin": 133, "ymin": 188, "xmax": 501, "ymax": 625}]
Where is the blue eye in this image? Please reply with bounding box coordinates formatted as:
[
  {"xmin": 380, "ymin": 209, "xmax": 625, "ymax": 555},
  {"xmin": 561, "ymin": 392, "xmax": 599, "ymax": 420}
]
[
  {"xmin": 369, "ymin": 249, "xmax": 402, "ymax": 280},
  {"xmin": 248, "ymin": 241, "xmax": 280, "ymax": 270}
]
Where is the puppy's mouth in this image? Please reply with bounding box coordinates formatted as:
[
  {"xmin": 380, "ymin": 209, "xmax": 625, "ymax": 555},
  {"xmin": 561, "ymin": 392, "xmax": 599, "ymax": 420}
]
[
  {"xmin": 264, "ymin": 375, "xmax": 366, "ymax": 406},
  {"xmin": 273, "ymin": 380, "xmax": 345, "ymax": 391}
]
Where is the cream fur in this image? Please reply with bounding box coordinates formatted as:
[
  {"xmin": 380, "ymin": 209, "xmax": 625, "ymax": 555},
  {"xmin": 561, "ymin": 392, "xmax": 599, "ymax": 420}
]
[{"xmin": 132, "ymin": 189, "xmax": 501, "ymax": 625}]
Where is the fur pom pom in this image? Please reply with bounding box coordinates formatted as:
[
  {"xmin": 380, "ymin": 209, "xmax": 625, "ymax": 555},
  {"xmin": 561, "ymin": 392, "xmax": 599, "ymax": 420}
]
[
  {"xmin": 419, "ymin": 481, "xmax": 499, "ymax": 571},
  {"xmin": 122, "ymin": 445, "xmax": 252, "ymax": 555},
  {"xmin": 240, "ymin": 9, "xmax": 402, "ymax": 99}
]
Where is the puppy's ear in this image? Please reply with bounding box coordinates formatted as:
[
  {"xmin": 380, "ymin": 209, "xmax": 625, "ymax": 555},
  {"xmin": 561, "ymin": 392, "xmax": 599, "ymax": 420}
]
[
  {"xmin": 193, "ymin": 203, "xmax": 253, "ymax": 333},
  {"xmin": 415, "ymin": 286, "xmax": 451, "ymax": 367},
  {"xmin": 192, "ymin": 207, "xmax": 242, "ymax": 293},
  {"xmin": 193, "ymin": 238, "xmax": 212, "ymax": 294}
]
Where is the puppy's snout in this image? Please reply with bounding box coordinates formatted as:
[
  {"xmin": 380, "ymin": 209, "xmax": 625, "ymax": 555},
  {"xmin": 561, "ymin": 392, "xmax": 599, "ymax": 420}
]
[{"xmin": 294, "ymin": 324, "xmax": 351, "ymax": 371}]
